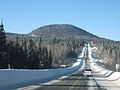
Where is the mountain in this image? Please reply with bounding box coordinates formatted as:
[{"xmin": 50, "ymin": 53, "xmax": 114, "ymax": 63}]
[
  {"xmin": 6, "ymin": 24, "xmax": 102, "ymax": 41},
  {"xmin": 6, "ymin": 24, "xmax": 119, "ymax": 71},
  {"xmin": 27, "ymin": 24, "xmax": 99, "ymax": 40}
]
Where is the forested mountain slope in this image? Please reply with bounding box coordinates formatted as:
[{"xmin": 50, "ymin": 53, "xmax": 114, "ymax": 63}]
[
  {"xmin": 3, "ymin": 24, "xmax": 120, "ymax": 71},
  {"xmin": 6, "ymin": 24, "xmax": 101, "ymax": 41}
]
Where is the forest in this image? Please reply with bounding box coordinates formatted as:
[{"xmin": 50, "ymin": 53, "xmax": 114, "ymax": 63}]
[
  {"xmin": 0, "ymin": 24, "xmax": 84, "ymax": 69},
  {"xmin": 91, "ymin": 40, "xmax": 120, "ymax": 71},
  {"xmin": 1, "ymin": 23, "xmax": 120, "ymax": 71}
]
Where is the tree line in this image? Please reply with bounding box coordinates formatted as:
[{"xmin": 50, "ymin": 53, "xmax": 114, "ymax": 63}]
[
  {"xmin": 0, "ymin": 24, "xmax": 85, "ymax": 69},
  {"xmin": 0, "ymin": 24, "xmax": 53, "ymax": 69},
  {"xmin": 90, "ymin": 40, "xmax": 120, "ymax": 71},
  {"xmin": 0, "ymin": 36, "xmax": 53, "ymax": 69}
]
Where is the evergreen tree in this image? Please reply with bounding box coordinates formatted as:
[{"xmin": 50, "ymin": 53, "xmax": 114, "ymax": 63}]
[
  {"xmin": 21, "ymin": 39, "xmax": 28, "ymax": 68},
  {"xmin": 48, "ymin": 50, "xmax": 53, "ymax": 68},
  {"xmin": 7, "ymin": 41, "xmax": 15, "ymax": 69},
  {"xmin": 13, "ymin": 36, "xmax": 26, "ymax": 68},
  {"xmin": 38, "ymin": 37, "xmax": 42, "ymax": 68},
  {"xmin": 0, "ymin": 23, "xmax": 8, "ymax": 69},
  {"xmin": 41, "ymin": 47, "xmax": 49, "ymax": 68},
  {"xmin": 27, "ymin": 39, "xmax": 39, "ymax": 69}
]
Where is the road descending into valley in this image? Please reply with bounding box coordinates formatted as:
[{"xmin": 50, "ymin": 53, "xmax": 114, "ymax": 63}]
[{"xmin": 17, "ymin": 44, "xmax": 120, "ymax": 90}]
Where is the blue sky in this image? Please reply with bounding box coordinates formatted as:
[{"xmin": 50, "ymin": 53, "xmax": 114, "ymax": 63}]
[{"xmin": 0, "ymin": 0, "xmax": 120, "ymax": 41}]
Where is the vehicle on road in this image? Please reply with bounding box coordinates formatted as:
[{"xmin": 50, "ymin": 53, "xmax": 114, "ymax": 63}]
[{"xmin": 84, "ymin": 68, "xmax": 92, "ymax": 76}]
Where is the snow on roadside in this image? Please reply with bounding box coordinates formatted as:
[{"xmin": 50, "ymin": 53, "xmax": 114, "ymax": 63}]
[
  {"xmin": 0, "ymin": 46, "xmax": 86, "ymax": 90},
  {"xmin": 0, "ymin": 60, "xmax": 83, "ymax": 90},
  {"xmin": 88, "ymin": 43, "xmax": 120, "ymax": 87}
]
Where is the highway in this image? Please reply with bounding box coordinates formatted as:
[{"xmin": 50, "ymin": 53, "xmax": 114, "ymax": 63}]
[
  {"xmin": 33, "ymin": 45, "xmax": 120, "ymax": 90},
  {"xmin": 33, "ymin": 70, "xmax": 120, "ymax": 90},
  {"xmin": 34, "ymin": 71, "xmax": 89, "ymax": 90},
  {"xmin": 17, "ymin": 45, "xmax": 120, "ymax": 90}
]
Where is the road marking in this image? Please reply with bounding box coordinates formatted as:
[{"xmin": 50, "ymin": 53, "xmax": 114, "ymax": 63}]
[
  {"xmin": 69, "ymin": 74, "xmax": 82, "ymax": 90},
  {"xmin": 69, "ymin": 80, "xmax": 79, "ymax": 90}
]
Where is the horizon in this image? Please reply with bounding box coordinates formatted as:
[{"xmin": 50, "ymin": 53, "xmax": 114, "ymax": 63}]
[{"xmin": 0, "ymin": 0, "xmax": 120, "ymax": 41}]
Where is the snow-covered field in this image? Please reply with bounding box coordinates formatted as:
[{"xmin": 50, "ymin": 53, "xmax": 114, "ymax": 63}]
[{"xmin": 0, "ymin": 61, "xmax": 83, "ymax": 90}]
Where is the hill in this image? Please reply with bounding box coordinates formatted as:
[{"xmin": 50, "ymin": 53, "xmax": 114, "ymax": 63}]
[
  {"xmin": 5, "ymin": 24, "xmax": 120, "ymax": 71},
  {"xmin": 27, "ymin": 24, "xmax": 99, "ymax": 40},
  {"xmin": 6, "ymin": 24, "xmax": 101, "ymax": 41}
]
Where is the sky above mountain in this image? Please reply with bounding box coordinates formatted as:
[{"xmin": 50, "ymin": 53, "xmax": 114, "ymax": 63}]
[{"xmin": 0, "ymin": 0, "xmax": 120, "ymax": 41}]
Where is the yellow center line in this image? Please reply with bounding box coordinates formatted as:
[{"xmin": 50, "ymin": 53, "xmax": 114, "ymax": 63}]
[
  {"xmin": 69, "ymin": 80, "xmax": 79, "ymax": 90},
  {"xmin": 69, "ymin": 75, "xmax": 81, "ymax": 90}
]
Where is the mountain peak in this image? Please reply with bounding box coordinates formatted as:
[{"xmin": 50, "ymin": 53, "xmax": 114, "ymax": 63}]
[
  {"xmin": 6, "ymin": 24, "xmax": 100, "ymax": 41},
  {"xmin": 28, "ymin": 24, "xmax": 98, "ymax": 40}
]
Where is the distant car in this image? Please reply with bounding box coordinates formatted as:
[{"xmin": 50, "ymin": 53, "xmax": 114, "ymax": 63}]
[{"xmin": 84, "ymin": 68, "xmax": 92, "ymax": 76}]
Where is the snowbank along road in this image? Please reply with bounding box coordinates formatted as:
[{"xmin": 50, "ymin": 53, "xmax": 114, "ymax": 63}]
[
  {"xmin": 18, "ymin": 44, "xmax": 120, "ymax": 90},
  {"xmin": 1, "ymin": 44, "xmax": 120, "ymax": 90}
]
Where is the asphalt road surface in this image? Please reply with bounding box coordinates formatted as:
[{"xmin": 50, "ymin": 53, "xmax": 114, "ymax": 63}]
[
  {"xmin": 34, "ymin": 71, "xmax": 89, "ymax": 90},
  {"xmin": 17, "ymin": 46, "xmax": 120, "ymax": 90},
  {"xmin": 33, "ymin": 70, "xmax": 107, "ymax": 90},
  {"xmin": 32, "ymin": 47, "xmax": 120, "ymax": 90},
  {"xmin": 33, "ymin": 70, "xmax": 120, "ymax": 90}
]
